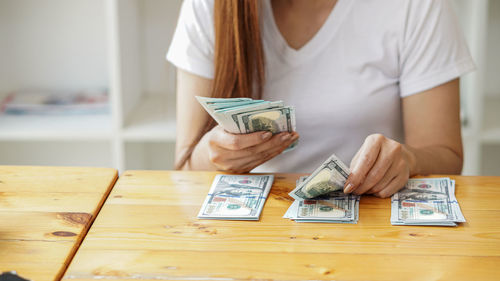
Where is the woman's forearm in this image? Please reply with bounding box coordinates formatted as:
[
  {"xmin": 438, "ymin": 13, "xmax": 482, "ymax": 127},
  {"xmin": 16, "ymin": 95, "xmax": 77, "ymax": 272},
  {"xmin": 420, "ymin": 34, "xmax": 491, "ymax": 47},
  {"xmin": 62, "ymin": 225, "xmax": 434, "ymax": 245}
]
[
  {"xmin": 404, "ymin": 144, "xmax": 463, "ymax": 176},
  {"xmin": 401, "ymin": 79, "xmax": 463, "ymax": 177}
]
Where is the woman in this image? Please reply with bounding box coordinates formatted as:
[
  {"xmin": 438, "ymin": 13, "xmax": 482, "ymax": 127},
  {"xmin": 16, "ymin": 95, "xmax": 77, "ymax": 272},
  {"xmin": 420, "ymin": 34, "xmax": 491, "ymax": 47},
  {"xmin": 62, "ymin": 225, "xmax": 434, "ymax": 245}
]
[{"xmin": 167, "ymin": 0, "xmax": 475, "ymax": 197}]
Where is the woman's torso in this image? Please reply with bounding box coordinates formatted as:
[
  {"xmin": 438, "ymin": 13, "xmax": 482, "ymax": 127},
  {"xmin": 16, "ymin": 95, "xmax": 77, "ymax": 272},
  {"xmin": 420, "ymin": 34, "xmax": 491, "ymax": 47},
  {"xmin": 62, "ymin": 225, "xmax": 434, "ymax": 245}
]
[
  {"xmin": 167, "ymin": 0, "xmax": 474, "ymax": 173},
  {"xmin": 255, "ymin": 0, "xmax": 405, "ymax": 172}
]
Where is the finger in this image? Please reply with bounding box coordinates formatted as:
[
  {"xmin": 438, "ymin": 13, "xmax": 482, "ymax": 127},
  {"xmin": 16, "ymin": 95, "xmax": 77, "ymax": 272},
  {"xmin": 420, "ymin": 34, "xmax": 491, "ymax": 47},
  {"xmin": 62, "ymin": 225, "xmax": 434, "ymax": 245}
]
[
  {"xmin": 345, "ymin": 134, "xmax": 385, "ymax": 193},
  {"xmin": 366, "ymin": 162, "xmax": 398, "ymax": 194},
  {"xmin": 350, "ymin": 146, "xmax": 362, "ymax": 168},
  {"xmin": 238, "ymin": 149, "xmax": 283, "ymax": 173},
  {"xmin": 218, "ymin": 134, "xmax": 299, "ymax": 173},
  {"xmin": 210, "ymin": 132, "xmax": 290, "ymax": 163},
  {"xmin": 228, "ymin": 132, "xmax": 298, "ymax": 160},
  {"xmin": 240, "ymin": 133, "xmax": 298, "ymax": 168},
  {"xmin": 352, "ymin": 141, "xmax": 399, "ymax": 195},
  {"xmin": 239, "ymin": 136, "xmax": 297, "ymax": 172},
  {"xmin": 211, "ymin": 127, "xmax": 273, "ymax": 151},
  {"xmin": 208, "ymin": 132, "xmax": 298, "ymax": 170},
  {"xmin": 373, "ymin": 173, "xmax": 407, "ymax": 198}
]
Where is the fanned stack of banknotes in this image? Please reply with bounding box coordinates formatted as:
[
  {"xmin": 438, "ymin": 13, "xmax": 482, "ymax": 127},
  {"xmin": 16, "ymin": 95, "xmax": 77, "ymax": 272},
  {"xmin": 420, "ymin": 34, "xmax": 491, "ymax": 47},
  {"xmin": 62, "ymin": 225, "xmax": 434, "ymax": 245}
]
[
  {"xmin": 198, "ymin": 174, "xmax": 274, "ymax": 220},
  {"xmin": 284, "ymin": 176, "xmax": 360, "ymax": 223},
  {"xmin": 196, "ymin": 96, "xmax": 297, "ymax": 149},
  {"xmin": 285, "ymin": 154, "xmax": 360, "ymax": 223},
  {"xmin": 391, "ymin": 177, "xmax": 466, "ymax": 226}
]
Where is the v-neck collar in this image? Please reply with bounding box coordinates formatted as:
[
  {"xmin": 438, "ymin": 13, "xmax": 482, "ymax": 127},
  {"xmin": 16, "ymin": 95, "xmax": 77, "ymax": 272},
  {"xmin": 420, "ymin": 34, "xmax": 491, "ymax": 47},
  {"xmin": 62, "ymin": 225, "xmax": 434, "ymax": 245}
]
[{"xmin": 262, "ymin": 0, "xmax": 353, "ymax": 67}]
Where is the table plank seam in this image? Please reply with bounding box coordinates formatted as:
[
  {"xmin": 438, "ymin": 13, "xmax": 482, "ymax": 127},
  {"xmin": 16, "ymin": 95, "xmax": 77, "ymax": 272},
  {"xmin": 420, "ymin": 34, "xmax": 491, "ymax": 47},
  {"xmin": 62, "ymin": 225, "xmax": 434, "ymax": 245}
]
[{"xmin": 55, "ymin": 171, "xmax": 118, "ymax": 281}]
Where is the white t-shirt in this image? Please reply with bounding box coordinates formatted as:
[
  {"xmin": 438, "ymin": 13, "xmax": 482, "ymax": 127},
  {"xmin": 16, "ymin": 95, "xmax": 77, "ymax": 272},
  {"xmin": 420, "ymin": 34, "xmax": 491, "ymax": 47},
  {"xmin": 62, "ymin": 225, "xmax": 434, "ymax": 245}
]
[{"xmin": 167, "ymin": 0, "xmax": 475, "ymax": 173}]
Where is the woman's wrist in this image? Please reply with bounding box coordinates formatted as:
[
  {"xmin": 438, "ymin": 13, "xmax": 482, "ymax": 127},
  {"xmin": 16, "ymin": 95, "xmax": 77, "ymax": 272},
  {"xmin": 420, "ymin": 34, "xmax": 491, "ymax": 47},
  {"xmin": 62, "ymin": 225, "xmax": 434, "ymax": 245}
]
[
  {"xmin": 190, "ymin": 133, "xmax": 218, "ymax": 171},
  {"xmin": 402, "ymin": 144, "xmax": 419, "ymax": 177}
]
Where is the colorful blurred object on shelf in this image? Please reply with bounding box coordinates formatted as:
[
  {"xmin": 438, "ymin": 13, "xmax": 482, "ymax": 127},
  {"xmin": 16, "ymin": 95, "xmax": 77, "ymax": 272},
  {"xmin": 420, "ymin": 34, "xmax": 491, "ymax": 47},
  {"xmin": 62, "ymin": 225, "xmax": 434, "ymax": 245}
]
[{"xmin": 0, "ymin": 89, "xmax": 109, "ymax": 115}]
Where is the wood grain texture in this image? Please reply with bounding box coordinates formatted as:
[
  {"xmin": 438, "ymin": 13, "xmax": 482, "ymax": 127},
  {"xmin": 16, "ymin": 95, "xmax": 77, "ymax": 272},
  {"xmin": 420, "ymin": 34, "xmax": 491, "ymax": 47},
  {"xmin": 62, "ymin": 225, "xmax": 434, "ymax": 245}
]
[
  {"xmin": 63, "ymin": 171, "xmax": 500, "ymax": 281},
  {"xmin": 0, "ymin": 166, "xmax": 117, "ymax": 281}
]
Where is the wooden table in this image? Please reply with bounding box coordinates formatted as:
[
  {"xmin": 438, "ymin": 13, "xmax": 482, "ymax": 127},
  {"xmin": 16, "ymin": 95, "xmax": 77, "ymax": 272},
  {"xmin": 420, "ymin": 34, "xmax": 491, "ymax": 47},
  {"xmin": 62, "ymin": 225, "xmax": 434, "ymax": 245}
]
[
  {"xmin": 63, "ymin": 171, "xmax": 500, "ymax": 280},
  {"xmin": 0, "ymin": 166, "xmax": 117, "ymax": 281}
]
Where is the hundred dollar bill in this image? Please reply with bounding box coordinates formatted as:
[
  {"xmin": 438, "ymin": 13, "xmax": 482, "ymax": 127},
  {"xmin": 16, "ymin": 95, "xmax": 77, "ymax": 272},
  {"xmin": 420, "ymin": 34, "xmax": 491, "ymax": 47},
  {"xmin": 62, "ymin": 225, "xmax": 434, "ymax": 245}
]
[
  {"xmin": 217, "ymin": 101, "xmax": 284, "ymax": 133},
  {"xmin": 293, "ymin": 193, "xmax": 357, "ymax": 223},
  {"xmin": 390, "ymin": 178, "xmax": 466, "ymax": 226},
  {"xmin": 196, "ymin": 96, "xmax": 298, "ymax": 151},
  {"xmin": 236, "ymin": 106, "xmax": 295, "ymax": 134},
  {"xmin": 198, "ymin": 174, "xmax": 274, "ymax": 220},
  {"xmin": 196, "ymin": 96, "xmax": 253, "ymax": 106},
  {"xmin": 283, "ymin": 176, "xmax": 308, "ymax": 219},
  {"xmin": 196, "ymin": 96, "xmax": 257, "ymax": 132},
  {"xmin": 196, "ymin": 96, "xmax": 254, "ymax": 114},
  {"xmin": 284, "ymin": 176, "xmax": 359, "ymax": 223},
  {"xmin": 289, "ymin": 153, "xmax": 350, "ymax": 200}
]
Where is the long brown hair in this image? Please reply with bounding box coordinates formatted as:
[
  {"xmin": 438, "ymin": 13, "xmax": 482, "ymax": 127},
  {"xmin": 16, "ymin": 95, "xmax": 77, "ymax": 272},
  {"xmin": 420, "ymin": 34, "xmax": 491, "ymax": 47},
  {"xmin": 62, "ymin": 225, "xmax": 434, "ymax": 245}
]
[{"xmin": 175, "ymin": 0, "xmax": 265, "ymax": 169}]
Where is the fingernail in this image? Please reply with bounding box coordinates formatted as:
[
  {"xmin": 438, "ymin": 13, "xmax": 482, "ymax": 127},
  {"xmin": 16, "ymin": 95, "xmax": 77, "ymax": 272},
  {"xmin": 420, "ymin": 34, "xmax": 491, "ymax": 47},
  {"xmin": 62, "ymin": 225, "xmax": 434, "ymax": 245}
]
[
  {"xmin": 344, "ymin": 183, "xmax": 354, "ymax": 193},
  {"xmin": 281, "ymin": 134, "xmax": 291, "ymax": 141},
  {"xmin": 262, "ymin": 132, "xmax": 272, "ymax": 140}
]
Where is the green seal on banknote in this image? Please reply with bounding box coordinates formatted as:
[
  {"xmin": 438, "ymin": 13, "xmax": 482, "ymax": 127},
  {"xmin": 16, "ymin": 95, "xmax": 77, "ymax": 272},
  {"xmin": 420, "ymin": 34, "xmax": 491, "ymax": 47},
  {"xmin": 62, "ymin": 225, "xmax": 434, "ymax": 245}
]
[
  {"xmin": 227, "ymin": 204, "xmax": 241, "ymax": 210},
  {"xmin": 420, "ymin": 209, "xmax": 434, "ymax": 215}
]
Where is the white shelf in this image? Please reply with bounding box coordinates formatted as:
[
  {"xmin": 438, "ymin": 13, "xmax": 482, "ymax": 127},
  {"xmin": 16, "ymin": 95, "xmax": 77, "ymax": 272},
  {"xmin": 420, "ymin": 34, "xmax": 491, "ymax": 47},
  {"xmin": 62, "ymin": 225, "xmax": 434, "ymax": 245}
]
[
  {"xmin": 0, "ymin": 0, "xmax": 181, "ymax": 171},
  {"xmin": 0, "ymin": 114, "xmax": 113, "ymax": 141},
  {"xmin": 122, "ymin": 94, "xmax": 176, "ymax": 141}
]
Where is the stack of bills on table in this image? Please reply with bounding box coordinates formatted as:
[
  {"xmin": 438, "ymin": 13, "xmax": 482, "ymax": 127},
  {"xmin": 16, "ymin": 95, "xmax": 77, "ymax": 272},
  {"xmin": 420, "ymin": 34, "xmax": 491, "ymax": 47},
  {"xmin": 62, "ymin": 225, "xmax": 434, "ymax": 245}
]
[
  {"xmin": 198, "ymin": 174, "xmax": 274, "ymax": 220},
  {"xmin": 285, "ymin": 153, "xmax": 360, "ymax": 224},
  {"xmin": 196, "ymin": 96, "xmax": 297, "ymax": 150},
  {"xmin": 284, "ymin": 176, "xmax": 360, "ymax": 223},
  {"xmin": 390, "ymin": 178, "xmax": 466, "ymax": 226}
]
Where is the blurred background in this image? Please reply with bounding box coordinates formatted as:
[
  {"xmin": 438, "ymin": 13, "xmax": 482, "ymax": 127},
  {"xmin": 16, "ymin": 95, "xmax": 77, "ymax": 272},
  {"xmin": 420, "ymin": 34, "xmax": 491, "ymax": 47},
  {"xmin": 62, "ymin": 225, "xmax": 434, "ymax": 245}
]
[{"xmin": 0, "ymin": 0, "xmax": 498, "ymax": 175}]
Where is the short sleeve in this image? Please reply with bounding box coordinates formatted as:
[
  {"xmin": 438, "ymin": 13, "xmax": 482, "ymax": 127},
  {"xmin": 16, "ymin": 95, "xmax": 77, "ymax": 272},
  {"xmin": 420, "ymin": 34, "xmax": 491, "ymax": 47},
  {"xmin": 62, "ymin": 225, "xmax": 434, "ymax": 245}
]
[
  {"xmin": 399, "ymin": 0, "xmax": 476, "ymax": 97},
  {"xmin": 166, "ymin": 0, "xmax": 215, "ymax": 79}
]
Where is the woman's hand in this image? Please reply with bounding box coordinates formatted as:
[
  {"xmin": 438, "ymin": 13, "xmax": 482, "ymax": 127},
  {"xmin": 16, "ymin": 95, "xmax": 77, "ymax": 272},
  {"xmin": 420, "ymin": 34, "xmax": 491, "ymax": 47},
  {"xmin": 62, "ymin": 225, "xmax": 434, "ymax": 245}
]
[
  {"xmin": 200, "ymin": 125, "xmax": 299, "ymax": 173},
  {"xmin": 344, "ymin": 134, "xmax": 416, "ymax": 198}
]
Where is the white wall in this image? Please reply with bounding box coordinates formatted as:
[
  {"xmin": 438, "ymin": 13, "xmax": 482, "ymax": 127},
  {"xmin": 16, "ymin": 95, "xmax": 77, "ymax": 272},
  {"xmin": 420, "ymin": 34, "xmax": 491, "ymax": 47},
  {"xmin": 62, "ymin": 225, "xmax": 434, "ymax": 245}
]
[
  {"xmin": 0, "ymin": 0, "xmax": 108, "ymax": 93},
  {"xmin": 485, "ymin": 0, "xmax": 500, "ymax": 98}
]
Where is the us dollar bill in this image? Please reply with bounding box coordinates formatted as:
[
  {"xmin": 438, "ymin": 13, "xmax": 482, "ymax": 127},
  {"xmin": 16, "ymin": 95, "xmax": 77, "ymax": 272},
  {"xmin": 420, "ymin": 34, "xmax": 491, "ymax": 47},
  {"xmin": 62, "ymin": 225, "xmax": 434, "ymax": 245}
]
[
  {"xmin": 198, "ymin": 174, "xmax": 274, "ymax": 220},
  {"xmin": 289, "ymin": 153, "xmax": 350, "ymax": 200},
  {"xmin": 390, "ymin": 178, "xmax": 466, "ymax": 226},
  {"xmin": 284, "ymin": 176, "xmax": 359, "ymax": 223},
  {"xmin": 237, "ymin": 106, "xmax": 294, "ymax": 134},
  {"xmin": 196, "ymin": 96, "xmax": 298, "ymax": 151},
  {"xmin": 220, "ymin": 101, "xmax": 284, "ymax": 133}
]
